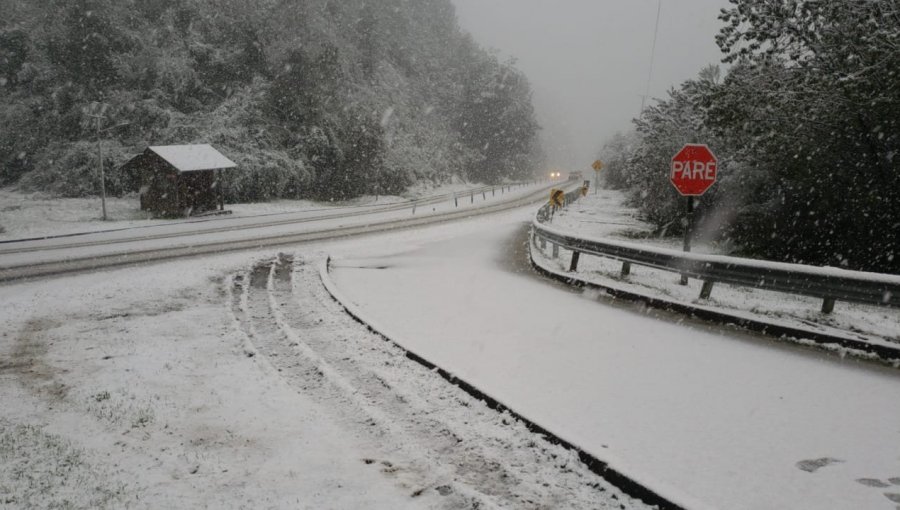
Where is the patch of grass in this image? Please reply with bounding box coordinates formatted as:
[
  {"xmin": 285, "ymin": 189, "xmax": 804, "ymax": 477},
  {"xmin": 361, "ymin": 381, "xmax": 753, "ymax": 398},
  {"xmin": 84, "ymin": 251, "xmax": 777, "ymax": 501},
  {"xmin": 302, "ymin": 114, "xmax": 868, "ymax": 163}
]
[
  {"xmin": 131, "ymin": 408, "xmax": 154, "ymax": 429},
  {"xmin": 0, "ymin": 420, "xmax": 133, "ymax": 508},
  {"xmin": 85, "ymin": 390, "xmax": 157, "ymax": 431}
]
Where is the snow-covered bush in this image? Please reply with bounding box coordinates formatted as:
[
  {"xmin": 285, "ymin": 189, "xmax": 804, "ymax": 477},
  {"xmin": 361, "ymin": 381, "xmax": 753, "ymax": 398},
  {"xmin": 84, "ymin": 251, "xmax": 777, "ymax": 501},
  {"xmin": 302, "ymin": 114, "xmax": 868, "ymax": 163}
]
[{"xmin": 19, "ymin": 141, "xmax": 135, "ymax": 198}]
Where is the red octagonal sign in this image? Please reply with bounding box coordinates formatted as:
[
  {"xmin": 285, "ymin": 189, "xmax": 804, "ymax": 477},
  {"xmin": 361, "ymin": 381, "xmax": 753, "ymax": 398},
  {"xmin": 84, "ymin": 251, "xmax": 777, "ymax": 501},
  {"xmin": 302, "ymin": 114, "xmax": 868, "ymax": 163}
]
[{"xmin": 671, "ymin": 144, "xmax": 718, "ymax": 196}]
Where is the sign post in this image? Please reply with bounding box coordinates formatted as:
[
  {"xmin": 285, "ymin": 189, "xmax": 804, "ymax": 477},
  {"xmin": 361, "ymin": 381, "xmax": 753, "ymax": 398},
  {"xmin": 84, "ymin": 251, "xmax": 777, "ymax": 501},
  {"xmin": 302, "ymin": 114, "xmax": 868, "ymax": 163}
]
[
  {"xmin": 670, "ymin": 144, "xmax": 718, "ymax": 285},
  {"xmin": 592, "ymin": 160, "xmax": 603, "ymax": 195}
]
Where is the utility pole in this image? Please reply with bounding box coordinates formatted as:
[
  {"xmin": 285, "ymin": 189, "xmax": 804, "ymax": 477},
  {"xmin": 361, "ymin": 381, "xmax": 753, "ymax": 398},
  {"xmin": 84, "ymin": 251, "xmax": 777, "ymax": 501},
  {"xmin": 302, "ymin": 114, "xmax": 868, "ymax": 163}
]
[
  {"xmin": 86, "ymin": 109, "xmax": 110, "ymax": 221},
  {"xmin": 85, "ymin": 104, "xmax": 129, "ymax": 222},
  {"xmin": 96, "ymin": 116, "xmax": 107, "ymax": 220}
]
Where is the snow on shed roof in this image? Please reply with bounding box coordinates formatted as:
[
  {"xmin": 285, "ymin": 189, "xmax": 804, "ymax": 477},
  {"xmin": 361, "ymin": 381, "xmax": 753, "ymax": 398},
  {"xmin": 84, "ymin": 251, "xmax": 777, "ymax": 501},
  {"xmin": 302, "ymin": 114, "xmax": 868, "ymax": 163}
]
[{"xmin": 148, "ymin": 144, "xmax": 237, "ymax": 172}]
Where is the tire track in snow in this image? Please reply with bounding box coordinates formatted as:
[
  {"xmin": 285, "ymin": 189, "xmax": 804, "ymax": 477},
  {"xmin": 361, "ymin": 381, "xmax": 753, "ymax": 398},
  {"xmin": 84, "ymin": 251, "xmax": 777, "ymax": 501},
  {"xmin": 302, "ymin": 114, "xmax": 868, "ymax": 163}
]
[
  {"xmin": 231, "ymin": 254, "xmax": 648, "ymax": 509},
  {"xmin": 234, "ymin": 257, "xmax": 499, "ymax": 509}
]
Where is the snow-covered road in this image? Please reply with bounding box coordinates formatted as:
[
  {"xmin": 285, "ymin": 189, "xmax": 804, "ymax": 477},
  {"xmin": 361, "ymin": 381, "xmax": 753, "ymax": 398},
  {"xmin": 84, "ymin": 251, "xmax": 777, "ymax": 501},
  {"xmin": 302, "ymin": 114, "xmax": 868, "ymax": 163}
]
[
  {"xmin": 0, "ymin": 182, "xmax": 555, "ymax": 280},
  {"xmin": 329, "ymin": 212, "xmax": 900, "ymax": 510}
]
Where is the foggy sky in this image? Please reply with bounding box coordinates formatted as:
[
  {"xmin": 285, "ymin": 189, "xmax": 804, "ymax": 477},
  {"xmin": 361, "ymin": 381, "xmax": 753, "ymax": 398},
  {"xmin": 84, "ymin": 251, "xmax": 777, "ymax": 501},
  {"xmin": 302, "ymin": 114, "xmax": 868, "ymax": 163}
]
[{"xmin": 450, "ymin": 0, "xmax": 732, "ymax": 171}]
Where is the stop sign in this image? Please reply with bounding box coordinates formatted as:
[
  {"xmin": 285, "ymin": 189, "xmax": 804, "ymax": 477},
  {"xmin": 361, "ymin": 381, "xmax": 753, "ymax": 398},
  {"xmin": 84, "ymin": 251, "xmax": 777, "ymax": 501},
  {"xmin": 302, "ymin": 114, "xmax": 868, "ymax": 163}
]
[{"xmin": 670, "ymin": 144, "xmax": 718, "ymax": 196}]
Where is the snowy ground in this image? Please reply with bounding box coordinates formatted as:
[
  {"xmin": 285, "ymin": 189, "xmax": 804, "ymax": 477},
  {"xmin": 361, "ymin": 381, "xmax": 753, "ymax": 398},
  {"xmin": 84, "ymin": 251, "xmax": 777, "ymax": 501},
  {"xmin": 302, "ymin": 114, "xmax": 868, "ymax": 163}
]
[
  {"xmin": 329, "ymin": 212, "xmax": 900, "ymax": 510},
  {"xmin": 0, "ymin": 182, "xmax": 516, "ymax": 241},
  {"xmin": 0, "ymin": 259, "xmax": 423, "ymax": 509},
  {"xmin": 543, "ymin": 190, "xmax": 900, "ymax": 345},
  {"xmin": 5, "ymin": 194, "xmax": 899, "ymax": 509},
  {"xmin": 0, "ymin": 209, "xmax": 648, "ymax": 509}
]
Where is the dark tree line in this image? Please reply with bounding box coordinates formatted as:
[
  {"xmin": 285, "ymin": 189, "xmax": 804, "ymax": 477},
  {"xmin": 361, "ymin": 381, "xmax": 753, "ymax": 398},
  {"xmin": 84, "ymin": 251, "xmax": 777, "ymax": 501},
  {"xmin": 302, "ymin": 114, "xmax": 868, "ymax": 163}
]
[
  {"xmin": 0, "ymin": 0, "xmax": 543, "ymax": 202},
  {"xmin": 601, "ymin": 0, "xmax": 900, "ymax": 273}
]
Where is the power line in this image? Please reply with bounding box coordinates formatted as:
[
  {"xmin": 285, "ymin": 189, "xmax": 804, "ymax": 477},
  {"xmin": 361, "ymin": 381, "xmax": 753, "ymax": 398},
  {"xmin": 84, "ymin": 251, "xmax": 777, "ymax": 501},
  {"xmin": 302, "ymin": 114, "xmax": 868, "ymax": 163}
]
[{"xmin": 640, "ymin": 0, "xmax": 662, "ymax": 114}]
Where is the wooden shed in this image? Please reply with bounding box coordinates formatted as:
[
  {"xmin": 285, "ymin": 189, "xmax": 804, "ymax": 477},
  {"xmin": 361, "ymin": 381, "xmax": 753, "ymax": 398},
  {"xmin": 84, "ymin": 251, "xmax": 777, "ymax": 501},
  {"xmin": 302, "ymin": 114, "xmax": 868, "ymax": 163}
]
[{"xmin": 123, "ymin": 145, "xmax": 237, "ymax": 218}]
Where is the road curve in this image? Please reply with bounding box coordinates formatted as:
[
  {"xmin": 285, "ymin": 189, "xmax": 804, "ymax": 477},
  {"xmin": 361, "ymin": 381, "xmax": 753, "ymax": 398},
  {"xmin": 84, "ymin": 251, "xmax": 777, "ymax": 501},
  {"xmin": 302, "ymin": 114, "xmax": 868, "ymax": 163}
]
[{"xmin": 0, "ymin": 183, "xmax": 567, "ymax": 282}]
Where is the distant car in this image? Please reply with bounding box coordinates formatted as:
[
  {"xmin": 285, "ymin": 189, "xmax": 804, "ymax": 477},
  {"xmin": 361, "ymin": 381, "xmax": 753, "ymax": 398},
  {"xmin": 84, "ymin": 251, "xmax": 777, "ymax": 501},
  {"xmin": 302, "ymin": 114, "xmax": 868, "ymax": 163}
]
[{"xmin": 568, "ymin": 171, "xmax": 583, "ymax": 181}]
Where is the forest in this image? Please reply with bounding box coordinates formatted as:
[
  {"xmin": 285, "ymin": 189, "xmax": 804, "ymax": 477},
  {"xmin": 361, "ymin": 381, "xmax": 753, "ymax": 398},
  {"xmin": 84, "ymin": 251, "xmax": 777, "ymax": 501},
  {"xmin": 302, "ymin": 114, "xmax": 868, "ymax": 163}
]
[
  {"xmin": 0, "ymin": 0, "xmax": 543, "ymax": 202},
  {"xmin": 601, "ymin": 0, "xmax": 900, "ymax": 274}
]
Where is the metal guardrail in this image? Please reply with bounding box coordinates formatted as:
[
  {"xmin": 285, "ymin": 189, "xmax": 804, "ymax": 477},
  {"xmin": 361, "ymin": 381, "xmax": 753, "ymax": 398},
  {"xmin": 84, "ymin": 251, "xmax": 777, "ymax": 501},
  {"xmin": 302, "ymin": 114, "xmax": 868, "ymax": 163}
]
[
  {"xmin": 535, "ymin": 188, "xmax": 583, "ymax": 223},
  {"xmin": 532, "ymin": 194, "xmax": 900, "ymax": 313}
]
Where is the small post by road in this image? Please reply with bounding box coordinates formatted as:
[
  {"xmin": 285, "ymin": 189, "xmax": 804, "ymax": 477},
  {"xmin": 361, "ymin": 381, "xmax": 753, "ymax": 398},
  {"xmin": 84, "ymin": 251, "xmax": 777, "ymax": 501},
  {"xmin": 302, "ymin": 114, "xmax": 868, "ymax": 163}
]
[
  {"xmin": 700, "ymin": 279, "xmax": 715, "ymax": 299},
  {"xmin": 217, "ymin": 169, "xmax": 224, "ymax": 210},
  {"xmin": 821, "ymin": 297, "xmax": 836, "ymax": 314},
  {"xmin": 569, "ymin": 251, "xmax": 581, "ymax": 272},
  {"xmin": 680, "ymin": 196, "xmax": 694, "ymax": 285}
]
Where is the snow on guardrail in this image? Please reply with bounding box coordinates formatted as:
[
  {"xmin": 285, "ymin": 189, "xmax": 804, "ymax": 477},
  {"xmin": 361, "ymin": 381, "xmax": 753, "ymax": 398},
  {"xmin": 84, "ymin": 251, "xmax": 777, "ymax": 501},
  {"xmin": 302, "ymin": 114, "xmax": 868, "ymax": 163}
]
[{"xmin": 532, "ymin": 194, "xmax": 900, "ymax": 313}]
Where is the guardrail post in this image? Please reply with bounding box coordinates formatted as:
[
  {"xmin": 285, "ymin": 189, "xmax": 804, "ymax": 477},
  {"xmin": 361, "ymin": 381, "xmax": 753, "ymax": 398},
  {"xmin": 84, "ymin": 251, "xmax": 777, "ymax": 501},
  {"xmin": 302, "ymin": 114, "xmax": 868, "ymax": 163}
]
[
  {"xmin": 540, "ymin": 237, "xmax": 547, "ymax": 250},
  {"xmin": 482, "ymin": 191, "xmax": 486, "ymax": 201},
  {"xmin": 412, "ymin": 203, "xmax": 416, "ymax": 215},
  {"xmin": 621, "ymin": 261, "xmax": 631, "ymax": 277},
  {"xmin": 492, "ymin": 188, "xmax": 495, "ymax": 197},
  {"xmin": 470, "ymin": 192, "xmax": 474, "ymax": 204},
  {"xmin": 552, "ymin": 243, "xmax": 559, "ymax": 259},
  {"xmin": 821, "ymin": 297, "xmax": 836, "ymax": 314},
  {"xmin": 700, "ymin": 280, "xmax": 715, "ymax": 300},
  {"xmin": 569, "ymin": 251, "xmax": 580, "ymax": 272}
]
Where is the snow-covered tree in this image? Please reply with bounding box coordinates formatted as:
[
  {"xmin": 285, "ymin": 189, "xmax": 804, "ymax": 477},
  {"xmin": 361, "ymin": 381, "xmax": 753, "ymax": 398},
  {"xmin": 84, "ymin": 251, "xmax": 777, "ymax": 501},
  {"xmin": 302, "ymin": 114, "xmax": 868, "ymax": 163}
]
[
  {"xmin": 712, "ymin": 0, "xmax": 900, "ymax": 271},
  {"xmin": 0, "ymin": 0, "xmax": 542, "ymax": 201}
]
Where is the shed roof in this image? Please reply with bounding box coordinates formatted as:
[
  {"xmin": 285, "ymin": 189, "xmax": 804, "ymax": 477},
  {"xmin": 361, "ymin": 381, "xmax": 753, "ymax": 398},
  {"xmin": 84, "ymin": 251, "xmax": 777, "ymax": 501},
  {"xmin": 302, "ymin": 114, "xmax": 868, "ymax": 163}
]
[{"xmin": 148, "ymin": 144, "xmax": 237, "ymax": 173}]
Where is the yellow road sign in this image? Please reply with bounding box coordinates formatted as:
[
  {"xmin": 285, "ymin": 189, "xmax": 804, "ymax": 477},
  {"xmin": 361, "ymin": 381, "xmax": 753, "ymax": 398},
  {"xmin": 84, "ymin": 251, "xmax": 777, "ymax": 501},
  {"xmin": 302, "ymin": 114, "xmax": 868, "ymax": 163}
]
[
  {"xmin": 550, "ymin": 188, "xmax": 565, "ymax": 207},
  {"xmin": 592, "ymin": 160, "xmax": 604, "ymax": 171}
]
